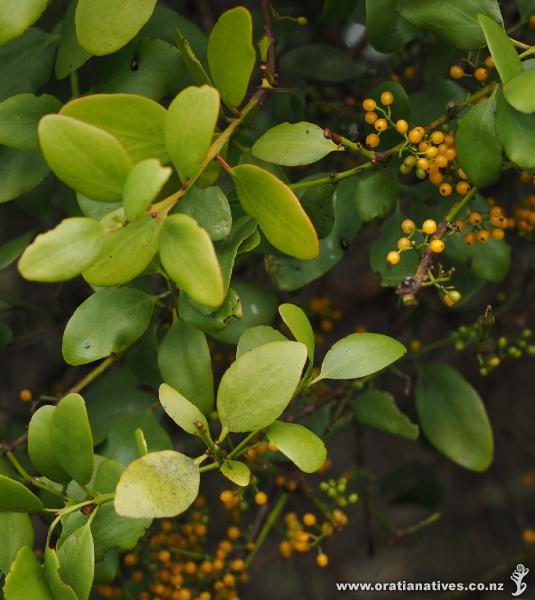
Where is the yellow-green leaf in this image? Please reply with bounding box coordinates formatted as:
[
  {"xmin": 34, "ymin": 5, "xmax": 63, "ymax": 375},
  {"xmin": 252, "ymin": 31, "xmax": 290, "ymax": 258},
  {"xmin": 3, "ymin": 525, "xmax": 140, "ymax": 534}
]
[
  {"xmin": 278, "ymin": 303, "xmax": 315, "ymax": 362},
  {"xmin": 0, "ymin": 0, "xmax": 49, "ymax": 47},
  {"xmin": 166, "ymin": 86, "xmax": 220, "ymax": 181},
  {"xmin": 158, "ymin": 383, "xmax": 209, "ymax": 437},
  {"xmin": 159, "ymin": 214, "xmax": 225, "ymax": 308},
  {"xmin": 220, "ymin": 460, "xmax": 250, "ymax": 486},
  {"xmin": 478, "ymin": 14, "xmax": 521, "ymax": 83},
  {"xmin": 4, "ymin": 547, "xmax": 53, "ymax": 600},
  {"xmin": 266, "ymin": 421, "xmax": 327, "ymax": 473},
  {"xmin": 230, "ymin": 164, "xmax": 319, "ymax": 260},
  {"xmin": 207, "ymin": 7, "xmax": 256, "ymax": 108},
  {"xmin": 123, "ymin": 159, "xmax": 171, "ymax": 222}
]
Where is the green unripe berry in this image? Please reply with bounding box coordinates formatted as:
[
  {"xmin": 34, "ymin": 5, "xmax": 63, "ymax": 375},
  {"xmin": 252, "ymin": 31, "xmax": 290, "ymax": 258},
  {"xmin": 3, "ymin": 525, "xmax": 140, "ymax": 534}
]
[
  {"xmin": 297, "ymin": 16, "xmax": 308, "ymax": 26},
  {"xmin": 416, "ymin": 168, "xmax": 426, "ymax": 180}
]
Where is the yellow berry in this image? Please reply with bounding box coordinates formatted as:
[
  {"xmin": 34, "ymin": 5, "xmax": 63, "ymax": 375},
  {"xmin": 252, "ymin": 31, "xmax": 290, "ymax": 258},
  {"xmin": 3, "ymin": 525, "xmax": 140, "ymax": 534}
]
[
  {"xmin": 316, "ymin": 553, "xmax": 329, "ymax": 567},
  {"xmin": 279, "ymin": 541, "xmax": 293, "ymax": 558},
  {"xmin": 19, "ymin": 389, "xmax": 32, "ymax": 403},
  {"xmin": 374, "ymin": 118, "xmax": 388, "ymax": 132},
  {"xmin": 468, "ymin": 211, "xmax": 482, "ymax": 226},
  {"xmin": 484, "ymin": 56, "xmax": 495, "ymax": 69},
  {"xmin": 474, "ymin": 67, "xmax": 488, "ymax": 81},
  {"xmin": 458, "ymin": 168, "xmax": 468, "ymax": 180},
  {"xmin": 380, "ymin": 91, "xmax": 394, "ymax": 105},
  {"xmin": 426, "ymin": 145, "xmax": 439, "ymax": 158},
  {"xmin": 255, "ymin": 491, "xmax": 268, "ymax": 505},
  {"xmin": 416, "ymin": 157, "xmax": 429, "ymax": 171},
  {"xmin": 366, "ymin": 133, "xmax": 380, "ymax": 148},
  {"xmin": 362, "ymin": 98, "xmax": 376, "ymax": 112},
  {"xmin": 456, "ymin": 181, "xmax": 470, "ymax": 195},
  {"xmin": 158, "ymin": 549, "xmax": 171, "ymax": 562},
  {"xmin": 395, "ymin": 119, "xmax": 409, "ymax": 134},
  {"xmin": 464, "ymin": 232, "xmax": 476, "ymax": 245},
  {"xmin": 429, "ymin": 171, "xmax": 443, "ymax": 186},
  {"xmin": 422, "ymin": 219, "xmax": 437, "ymax": 235},
  {"xmin": 408, "ymin": 127, "xmax": 425, "ymax": 144},
  {"xmin": 429, "ymin": 238, "xmax": 445, "ymax": 253},
  {"xmin": 439, "ymin": 183, "xmax": 453, "ymax": 197},
  {"xmin": 477, "ymin": 229, "xmax": 491, "ymax": 243},
  {"xmin": 401, "ymin": 219, "xmax": 416, "ymax": 234},
  {"xmin": 397, "ymin": 237, "xmax": 412, "ymax": 250},
  {"xmin": 303, "ymin": 513, "xmax": 317, "ymax": 527},
  {"xmin": 492, "ymin": 228, "xmax": 505, "ymax": 240},
  {"xmin": 449, "ymin": 65, "xmax": 464, "ymax": 79},
  {"xmin": 364, "ymin": 111, "xmax": 378, "ymax": 124},
  {"xmin": 386, "ymin": 251, "xmax": 400, "ymax": 265},
  {"xmin": 454, "ymin": 219, "xmax": 465, "ymax": 232},
  {"xmin": 430, "ymin": 131, "xmax": 444, "ymax": 145}
]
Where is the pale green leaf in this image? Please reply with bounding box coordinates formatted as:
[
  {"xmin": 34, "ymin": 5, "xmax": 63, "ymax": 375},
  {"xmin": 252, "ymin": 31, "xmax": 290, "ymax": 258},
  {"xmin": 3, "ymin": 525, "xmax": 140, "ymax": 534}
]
[
  {"xmin": 75, "ymin": 0, "xmax": 158, "ymax": 56},
  {"xmin": 278, "ymin": 303, "xmax": 314, "ymax": 362},
  {"xmin": 166, "ymin": 86, "xmax": 220, "ymax": 181},
  {"xmin": 176, "ymin": 186, "xmax": 232, "ymax": 241},
  {"xmin": 115, "ymin": 451, "xmax": 200, "ymax": 518},
  {"xmin": 43, "ymin": 547, "xmax": 77, "ymax": 600},
  {"xmin": 207, "ymin": 7, "xmax": 256, "ymax": 108},
  {"xmin": 478, "ymin": 13, "xmax": 521, "ymax": 83},
  {"xmin": 159, "ymin": 214, "xmax": 225, "ymax": 308},
  {"xmin": 266, "ymin": 421, "xmax": 327, "ymax": 473},
  {"xmin": 4, "ymin": 547, "xmax": 53, "ymax": 600},
  {"xmin": 62, "ymin": 288, "xmax": 155, "ymax": 365},
  {"xmin": 220, "ymin": 460, "xmax": 250, "ymax": 486},
  {"xmin": 19, "ymin": 218, "xmax": 105, "ymax": 282},
  {"xmin": 217, "ymin": 341, "xmax": 307, "ymax": 432},
  {"xmin": 230, "ymin": 164, "xmax": 319, "ymax": 260},
  {"xmin": 0, "ymin": 0, "xmax": 49, "ymax": 47},
  {"xmin": 159, "ymin": 383, "xmax": 209, "ymax": 437},
  {"xmin": 504, "ymin": 69, "xmax": 535, "ymax": 113},
  {"xmin": 495, "ymin": 90, "xmax": 535, "ymax": 168},
  {"xmin": 38, "ymin": 115, "xmax": 132, "ymax": 202},
  {"xmin": 236, "ymin": 326, "xmax": 287, "ymax": 357},
  {"xmin": 252, "ymin": 122, "xmax": 341, "ymax": 166},
  {"xmin": 57, "ymin": 523, "xmax": 94, "ymax": 600},
  {"xmin": 123, "ymin": 159, "xmax": 171, "ymax": 221}
]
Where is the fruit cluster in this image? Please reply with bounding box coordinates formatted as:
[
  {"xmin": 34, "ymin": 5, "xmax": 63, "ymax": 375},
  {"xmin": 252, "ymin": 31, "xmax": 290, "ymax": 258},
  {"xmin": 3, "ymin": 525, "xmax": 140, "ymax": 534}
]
[
  {"xmin": 461, "ymin": 203, "xmax": 508, "ymax": 245},
  {"xmin": 386, "ymin": 218, "xmax": 444, "ymax": 266},
  {"xmin": 319, "ymin": 476, "xmax": 358, "ymax": 508},
  {"xmin": 449, "ymin": 56, "xmax": 494, "ymax": 82},
  {"xmin": 512, "ymin": 193, "xmax": 535, "ymax": 236}
]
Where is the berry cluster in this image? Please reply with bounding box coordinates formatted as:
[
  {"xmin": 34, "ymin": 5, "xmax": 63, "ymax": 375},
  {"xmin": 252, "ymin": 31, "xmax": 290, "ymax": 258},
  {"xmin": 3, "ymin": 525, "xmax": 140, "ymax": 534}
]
[
  {"xmin": 512, "ymin": 193, "xmax": 535, "ymax": 236},
  {"xmin": 361, "ymin": 91, "xmax": 395, "ymax": 149},
  {"xmin": 319, "ymin": 476, "xmax": 358, "ymax": 508},
  {"xmin": 386, "ymin": 218, "xmax": 445, "ymax": 267},
  {"xmin": 449, "ymin": 56, "xmax": 494, "ymax": 82},
  {"xmin": 460, "ymin": 202, "xmax": 509, "ymax": 245}
]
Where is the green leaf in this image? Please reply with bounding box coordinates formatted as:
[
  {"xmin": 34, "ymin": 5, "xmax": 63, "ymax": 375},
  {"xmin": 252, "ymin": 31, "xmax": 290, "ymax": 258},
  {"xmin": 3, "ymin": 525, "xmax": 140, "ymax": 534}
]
[
  {"xmin": 82, "ymin": 217, "xmax": 160, "ymax": 287},
  {"xmin": 416, "ymin": 364, "xmax": 494, "ymax": 471},
  {"xmin": 61, "ymin": 94, "xmax": 168, "ymax": 164},
  {"xmin": 159, "ymin": 383, "xmax": 210, "ymax": 437},
  {"xmin": 314, "ymin": 333, "xmax": 406, "ymax": 383},
  {"xmin": 160, "ymin": 214, "xmax": 225, "ymax": 308},
  {"xmin": 180, "ymin": 288, "xmax": 242, "ymax": 334},
  {"xmin": 115, "ymin": 450, "xmax": 200, "ymax": 518},
  {"xmin": 175, "ymin": 26, "xmax": 212, "ymax": 86},
  {"xmin": 0, "ymin": 28, "xmax": 57, "ymax": 101},
  {"xmin": 94, "ymin": 39, "xmax": 184, "ymax": 102},
  {"xmin": 365, "ymin": 0, "xmax": 418, "ymax": 53},
  {"xmin": 0, "ymin": 0, "xmax": 48, "ymax": 46},
  {"xmin": 55, "ymin": 0, "xmax": 91, "ymax": 80},
  {"xmin": 252, "ymin": 122, "xmax": 341, "ymax": 166},
  {"xmin": 43, "ymin": 547, "xmax": 77, "ymax": 600},
  {"xmin": 266, "ymin": 421, "xmax": 327, "ymax": 473},
  {"xmin": 504, "ymin": 69, "xmax": 535, "ymax": 113},
  {"xmin": 157, "ymin": 321, "xmax": 214, "ymax": 415},
  {"xmin": 220, "ymin": 460, "xmax": 250, "ymax": 486},
  {"xmin": 216, "ymin": 217, "xmax": 258, "ymax": 293},
  {"xmin": 280, "ymin": 44, "xmax": 361, "ymax": 82},
  {"xmin": 355, "ymin": 170, "xmax": 399, "ymax": 222},
  {"xmin": 62, "ymin": 288, "xmax": 155, "ymax": 365},
  {"xmin": 0, "ymin": 230, "xmax": 35, "ymax": 271},
  {"xmin": 123, "ymin": 159, "xmax": 171, "ymax": 221},
  {"xmin": 237, "ymin": 326, "xmax": 287, "ymax": 357},
  {"xmin": 352, "ymin": 389, "xmax": 419, "ymax": 440},
  {"xmin": 230, "ymin": 164, "xmax": 319, "ymax": 260},
  {"xmin": 94, "ymin": 551, "xmax": 119, "ymax": 584},
  {"xmin": 207, "ymin": 7, "xmax": 255, "ymax": 108},
  {"xmin": 370, "ymin": 212, "xmax": 420, "ymax": 287},
  {"xmin": 495, "ymin": 90, "xmax": 535, "ymax": 168},
  {"xmin": 176, "ymin": 186, "xmax": 232, "ymax": 241},
  {"xmin": 399, "ymin": 0, "xmax": 503, "ymax": 50},
  {"xmin": 0, "ymin": 513, "xmax": 34, "ymax": 575},
  {"xmin": 38, "ymin": 115, "xmax": 132, "ymax": 202},
  {"xmin": 75, "ymin": 0, "xmax": 157, "ymax": 55},
  {"xmin": 0, "ymin": 476, "xmax": 43, "ymax": 512},
  {"xmin": 456, "ymin": 97, "xmax": 503, "ymax": 187},
  {"xmin": 267, "ymin": 177, "xmax": 362, "ymax": 291},
  {"xmin": 0, "ymin": 94, "xmax": 61, "ymax": 150},
  {"xmin": 166, "ymin": 86, "xmax": 220, "ymax": 181},
  {"xmin": 28, "ymin": 406, "xmax": 71, "ymax": 483},
  {"xmin": 50, "ymin": 394, "xmax": 94, "ymax": 485},
  {"xmin": 4, "ymin": 547, "xmax": 53, "ymax": 600},
  {"xmin": 57, "ymin": 523, "xmax": 94, "ymax": 600},
  {"xmin": 278, "ymin": 303, "xmax": 314, "ymax": 362},
  {"xmin": 478, "ymin": 14, "xmax": 521, "ymax": 83},
  {"xmin": 217, "ymin": 341, "xmax": 307, "ymax": 432},
  {"xmin": 0, "ymin": 146, "xmax": 49, "ymax": 204},
  {"xmin": 18, "ymin": 218, "xmax": 105, "ymax": 282}
]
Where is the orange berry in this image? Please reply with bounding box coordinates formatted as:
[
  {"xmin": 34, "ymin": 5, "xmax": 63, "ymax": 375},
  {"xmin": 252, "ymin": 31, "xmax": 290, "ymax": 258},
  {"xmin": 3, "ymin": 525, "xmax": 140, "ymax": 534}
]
[
  {"xmin": 474, "ymin": 67, "xmax": 488, "ymax": 81},
  {"xmin": 316, "ymin": 553, "xmax": 329, "ymax": 567},
  {"xmin": 439, "ymin": 183, "xmax": 453, "ymax": 197},
  {"xmin": 429, "ymin": 171, "xmax": 443, "ymax": 186},
  {"xmin": 464, "ymin": 232, "xmax": 476, "ymax": 245},
  {"xmin": 492, "ymin": 228, "xmax": 505, "ymax": 240},
  {"xmin": 374, "ymin": 118, "xmax": 388, "ymax": 132},
  {"xmin": 380, "ymin": 91, "xmax": 394, "ymax": 105},
  {"xmin": 429, "ymin": 238, "xmax": 445, "ymax": 253},
  {"xmin": 484, "ymin": 56, "xmax": 495, "ymax": 69},
  {"xmin": 468, "ymin": 211, "xmax": 482, "ymax": 226},
  {"xmin": 366, "ymin": 133, "xmax": 380, "ymax": 148},
  {"xmin": 454, "ymin": 219, "xmax": 465, "ymax": 232},
  {"xmin": 426, "ymin": 145, "xmax": 439, "ymax": 158},
  {"xmin": 397, "ymin": 237, "xmax": 412, "ymax": 250},
  {"xmin": 279, "ymin": 541, "xmax": 293, "ymax": 558},
  {"xmin": 456, "ymin": 181, "xmax": 470, "ymax": 195},
  {"xmin": 19, "ymin": 389, "xmax": 32, "ymax": 403},
  {"xmin": 435, "ymin": 154, "xmax": 448, "ymax": 168},
  {"xmin": 362, "ymin": 98, "xmax": 376, "ymax": 112},
  {"xmin": 430, "ymin": 131, "xmax": 444, "ymax": 145},
  {"xmin": 386, "ymin": 251, "xmax": 400, "ymax": 265},
  {"xmin": 401, "ymin": 219, "xmax": 416, "ymax": 234},
  {"xmin": 477, "ymin": 229, "xmax": 491, "ymax": 243},
  {"xmin": 255, "ymin": 491, "xmax": 268, "ymax": 505},
  {"xmin": 364, "ymin": 111, "xmax": 378, "ymax": 124},
  {"xmin": 303, "ymin": 513, "xmax": 317, "ymax": 527},
  {"xmin": 395, "ymin": 119, "xmax": 409, "ymax": 134},
  {"xmin": 408, "ymin": 127, "xmax": 425, "ymax": 144},
  {"xmin": 449, "ymin": 65, "xmax": 464, "ymax": 79}
]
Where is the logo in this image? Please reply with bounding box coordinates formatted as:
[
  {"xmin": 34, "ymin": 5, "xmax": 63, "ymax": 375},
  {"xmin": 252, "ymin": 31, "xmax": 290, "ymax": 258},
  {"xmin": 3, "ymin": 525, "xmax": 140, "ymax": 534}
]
[{"xmin": 511, "ymin": 564, "xmax": 529, "ymax": 597}]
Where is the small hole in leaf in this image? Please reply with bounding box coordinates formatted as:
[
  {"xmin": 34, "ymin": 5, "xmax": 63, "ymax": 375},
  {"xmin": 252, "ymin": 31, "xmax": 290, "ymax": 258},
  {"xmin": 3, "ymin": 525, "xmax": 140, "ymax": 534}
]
[{"xmin": 130, "ymin": 58, "xmax": 139, "ymax": 71}]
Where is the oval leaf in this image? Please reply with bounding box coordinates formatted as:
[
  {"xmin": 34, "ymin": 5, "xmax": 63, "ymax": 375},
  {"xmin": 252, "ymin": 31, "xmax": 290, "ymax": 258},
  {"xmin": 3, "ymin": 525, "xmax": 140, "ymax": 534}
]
[
  {"xmin": 43, "ymin": 547, "xmax": 77, "ymax": 600},
  {"xmin": 75, "ymin": 0, "xmax": 158, "ymax": 56},
  {"xmin": 0, "ymin": 513, "xmax": 34, "ymax": 576},
  {"xmin": 355, "ymin": 170, "xmax": 399, "ymax": 222},
  {"xmin": 57, "ymin": 523, "xmax": 94, "ymax": 600},
  {"xmin": 478, "ymin": 13, "xmax": 521, "ymax": 83},
  {"xmin": 159, "ymin": 214, "xmax": 225, "ymax": 308},
  {"xmin": 114, "ymin": 450, "xmax": 200, "ymax": 518},
  {"xmin": 61, "ymin": 94, "xmax": 168, "ymax": 164},
  {"xmin": 495, "ymin": 90, "xmax": 535, "ymax": 168},
  {"xmin": 266, "ymin": 421, "xmax": 327, "ymax": 473},
  {"xmin": 157, "ymin": 321, "xmax": 214, "ymax": 415},
  {"xmin": 28, "ymin": 406, "xmax": 71, "ymax": 483},
  {"xmin": 230, "ymin": 164, "xmax": 319, "ymax": 260},
  {"xmin": 0, "ymin": 0, "xmax": 49, "ymax": 46},
  {"xmin": 236, "ymin": 325, "xmax": 287, "ymax": 357},
  {"xmin": 38, "ymin": 115, "xmax": 132, "ymax": 202},
  {"xmin": 62, "ymin": 288, "xmax": 155, "ymax": 365},
  {"xmin": 314, "ymin": 333, "xmax": 406, "ymax": 383},
  {"xmin": 158, "ymin": 383, "xmax": 209, "ymax": 437},
  {"xmin": 18, "ymin": 218, "xmax": 105, "ymax": 282},
  {"xmin": 0, "ymin": 476, "xmax": 43, "ymax": 513},
  {"xmin": 504, "ymin": 69, "xmax": 535, "ymax": 114},
  {"xmin": 50, "ymin": 394, "xmax": 94, "ymax": 485},
  {"xmin": 456, "ymin": 96, "xmax": 503, "ymax": 187},
  {"xmin": 207, "ymin": 7, "xmax": 256, "ymax": 108},
  {"xmin": 220, "ymin": 460, "xmax": 250, "ymax": 486},
  {"xmin": 82, "ymin": 217, "xmax": 160, "ymax": 287},
  {"xmin": 252, "ymin": 122, "xmax": 341, "ymax": 166},
  {"xmin": 415, "ymin": 364, "xmax": 494, "ymax": 472},
  {"xmin": 166, "ymin": 86, "xmax": 220, "ymax": 181},
  {"xmin": 4, "ymin": 547, "xmax": 53, "ymax": 600},
  {"xmin": 123, "ymin": 159, "xmax": 171, "ymax": 221},
  {"xmin": 278, "ymin": 303, "xmax": 314, "ymax": 362},
  {"xmin": 217, "ymin": 341, "xmax": 307, "ymax": 432}
]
